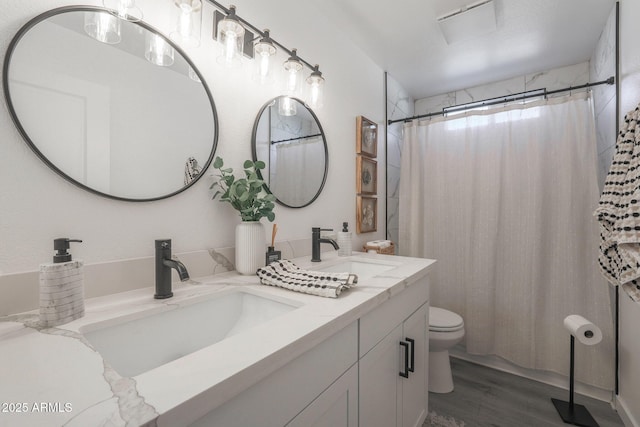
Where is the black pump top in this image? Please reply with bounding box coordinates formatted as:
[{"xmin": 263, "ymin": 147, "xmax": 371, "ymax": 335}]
[
  {"xmin": 342, "ymin": 222, "xmax": 349, "ymax": 232},
  {"xmin": 53, "ymin": 238, "xmax": 82, "ymax": 263}
]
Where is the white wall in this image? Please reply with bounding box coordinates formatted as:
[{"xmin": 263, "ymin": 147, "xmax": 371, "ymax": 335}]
[
  {"xmin": 0, "ymin": 1, "xmax": 385, "ymax": 275},
  {"xmin": 618, "ymin": 0, "xmax": 640, "ymax": 424}
]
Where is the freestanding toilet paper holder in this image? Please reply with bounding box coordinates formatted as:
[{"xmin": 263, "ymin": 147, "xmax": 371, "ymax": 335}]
[{"xmin": 551, "ymin": 333, "xmax": 599, "ymax": 427}]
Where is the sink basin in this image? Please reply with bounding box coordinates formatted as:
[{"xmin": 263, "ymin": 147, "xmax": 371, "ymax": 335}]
[
  {"xmin": 81, "ymin": 288, "xmax": 300, "ymax": 378},
  {"xmin": 317, "ymin": 259, "xmax": 398, "ymax": 278}
]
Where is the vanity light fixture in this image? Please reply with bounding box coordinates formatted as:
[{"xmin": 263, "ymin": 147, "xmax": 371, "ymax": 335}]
[
  {"xmin": 305, "ymin": 65, "xmax": 325, "ymax": 109},
  {"xmin": 84, "ymin": 11, "xmax": 121, "ymax": 44},
  {"xmin": 253, "ymin": 29, "xmax": 277, "ymax": 84},
  {"xmin": 208, "ymin": 1, "xmax": 327, "ymax": 109},
  {"xmin": 216, "ymin": 5, "xmax": 245, "ymax": 67},
  {"xmin": 283, "ymin": 49, "xmax": 303, "ymax": 96},
  {"xmin": 102, "ymin": 0, "xmax": 143, "ymax": 22},
  {"xmin": 145, "ymin": 33, "xmax": 175, "ymax": 66},
  {"xmin": 170, "ymin": 0, "xmax": 202, "ymax": 48}
]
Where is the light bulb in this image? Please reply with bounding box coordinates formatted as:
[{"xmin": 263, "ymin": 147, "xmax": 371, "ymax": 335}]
[
  {"xmin": 145, "ymin": 33, "xmax": 174, "ymax": 67},
  {"xmin": 225, "ymin": 31, "xmax": 238, "ymax": 63},
  {"xmin": 305, "ymin": 65, "xmax": 325, "ymax": 109},
  {"xmin": 282, "ymin": 49, "xmax": 303, "ymax": 96},
  {"xmin": 253, "ymin": 30, "xmax": 276, "ymax": 84},
  {"xmin": 216, "ymin": 6, "xmax": 245, "ymax": 68},
  {"xmin": 171, "ymin": 0, "xmax": 202, "ymax": 48},
  {"xmin": 279, "ymin": 96, "xmax": 297, "ymax": 116},
  {"xmin": 84, "ymin": 11, "xmax": 121, "ymax": 44}
]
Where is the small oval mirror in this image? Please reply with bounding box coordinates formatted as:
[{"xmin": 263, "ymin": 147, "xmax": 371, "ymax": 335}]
[
  {"xmin": 3, "ymin": 6, "xmax": 218, "ymax": 201},
  {"xmin": 252, "ymin": 96, "xmax": 328, "ymax": 208}
]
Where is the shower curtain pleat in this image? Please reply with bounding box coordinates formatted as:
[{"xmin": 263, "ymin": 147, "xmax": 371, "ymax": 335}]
[{"xmin": 399, "ymin": 93, "xmax": 614, "ymax": 390}]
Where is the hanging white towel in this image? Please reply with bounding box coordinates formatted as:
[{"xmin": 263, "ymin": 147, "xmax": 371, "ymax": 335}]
[
  {"xmin": 257, "ymin": 260, "xmax": 358, "ymax": 298},
  {"xmin": 595, "ymin": 104, "xmax": 640, "ymax": 302}
]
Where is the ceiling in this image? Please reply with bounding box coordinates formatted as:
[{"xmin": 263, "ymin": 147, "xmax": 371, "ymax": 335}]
[{"xmin": 312, "ymin": 0, "xmax": 616, "ymax": 100}]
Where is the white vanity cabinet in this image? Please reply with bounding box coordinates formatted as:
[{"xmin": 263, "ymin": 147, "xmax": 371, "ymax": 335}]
[
  {"xmin": 190, "ymin": 322, "xmax": 358, "ymax": 427},
  {"xmin": 359, "ymin": 277, "xmax": 430, "ymax": 427},
  {"xmin": 286, "ymin": 363, "xmax": 358, "ymax": 427},
  {"xmin": 188, "ymin": 271, "xmax": 430, "ymax": 427}
]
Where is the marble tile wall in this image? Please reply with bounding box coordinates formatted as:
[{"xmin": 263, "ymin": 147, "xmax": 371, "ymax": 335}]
[
  {"xmin": 590, "ymin": 4, "xmax": 617, "ymax": 190},
  {"xmin": 386, "ymin": 75, "xmax": 414, "ymax": 251}
]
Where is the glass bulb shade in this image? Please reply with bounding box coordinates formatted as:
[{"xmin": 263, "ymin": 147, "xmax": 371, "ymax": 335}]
[
  {"xmin": 278, "ymin": 96, "xmax": 297, "ymax": 116},
  {"xmin": 145, "ymin": 33, "xmax": 175, "ymax": 67},
  {"xmin": 102, "ymin": 0, "xmax": 143, "ymax": 22},
  {"xmin": 282, "ymin": 58, "xmax": 303, "ymax": 95},
  {"xmin": 253, "ymin": 41, "xmax": 276, "ymax": 84},
  {"xmin": 84, "ymin": 11, "xmax": 121, "ymax": 44},
  {"xmin": 170, "ymin": 0, "xmax": 202, "ymax": 48},
  {"xmin": 306, "ymin": 73, "xmax": 325, "ymax": 109},
  {"xmin": 216, "ymin": 17, "xmax": 244, "ymax": 68}
]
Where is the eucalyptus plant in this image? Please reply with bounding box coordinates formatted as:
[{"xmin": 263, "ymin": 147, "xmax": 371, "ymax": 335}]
[{"xmin": 210, "ymin": 156, "xmax": 276, "ymax": 222}]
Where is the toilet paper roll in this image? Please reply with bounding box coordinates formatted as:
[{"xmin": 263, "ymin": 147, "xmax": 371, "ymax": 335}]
[{"xmin": 563, "ymin": 315, "xmax": 602, "ymax": 346}]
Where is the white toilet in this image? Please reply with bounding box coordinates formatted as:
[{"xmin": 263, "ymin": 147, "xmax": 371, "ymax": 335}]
[{"xmin": 428, "ymin": 306, "xmax": 465, "ymax": 393}]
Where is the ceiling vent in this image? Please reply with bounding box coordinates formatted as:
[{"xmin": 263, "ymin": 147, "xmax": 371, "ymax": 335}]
[{"xmin": 437, "ymin": 0, "xmax": 496, "ymax": 44}]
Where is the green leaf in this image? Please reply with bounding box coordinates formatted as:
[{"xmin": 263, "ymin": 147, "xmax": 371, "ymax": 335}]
[
  {"xmin": 213, "ymin": 157, "xmax": 223, "ymax": 169},
  {"xmin": 243, "ymin": 160, "xmax": 254, "ymax": 169},
  {"xmin": 254, "ymin": 160, "xmax": 266, "ymax": 170},
  {"xmin": 266, "ymin": 212, "xmax": 275, "ymax": 222}
]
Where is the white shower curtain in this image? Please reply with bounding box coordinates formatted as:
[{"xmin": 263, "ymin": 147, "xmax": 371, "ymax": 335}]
[{"xmin": 399, "ymin": 93, "xmax": 614, "ymax": 389}]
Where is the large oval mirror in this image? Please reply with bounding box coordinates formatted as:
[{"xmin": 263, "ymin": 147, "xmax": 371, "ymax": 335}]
[
  {"xmin": 252, "ymin": 96, "xmax": 328, "ymax": 208},
  {"xmin": 3, "ymin": 6, "xmax": 218, "ymax": 201}
]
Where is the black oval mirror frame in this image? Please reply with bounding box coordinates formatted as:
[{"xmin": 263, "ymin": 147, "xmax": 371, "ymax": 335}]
[
  {"xmin": 2, "ymin": 6, "xmax": 218, "ymax": 202},
  {"xmin": 251, "ymin": 96, "xmax": 328, "ymax": 208}
]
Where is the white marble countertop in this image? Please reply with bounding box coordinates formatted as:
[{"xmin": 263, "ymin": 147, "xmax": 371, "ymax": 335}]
[{"xmin": 0, "ymin": 252, "xmax": 435, "ymax": 427}]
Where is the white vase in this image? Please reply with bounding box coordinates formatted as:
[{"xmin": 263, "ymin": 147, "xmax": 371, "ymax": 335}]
[{"xmin": 235, "ymin": 221, "xmax": 266, "ymax": 275}]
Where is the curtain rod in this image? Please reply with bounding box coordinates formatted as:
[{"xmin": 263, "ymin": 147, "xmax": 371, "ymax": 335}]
[
  {"xmin": 388, "ymin": 76, "xmax": 615, "ymax": 125},
  {"xmin": 271, "ymin": 133, "xmax": 323, "ymax": 145}
]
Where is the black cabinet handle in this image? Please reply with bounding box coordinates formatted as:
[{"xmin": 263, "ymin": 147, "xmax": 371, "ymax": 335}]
[
  {"xmin": 399, "ymin": 341, "xmax": 410, "ymax": 378},
  {"xmin": 406, "ymin": 338, "xmax": 415, "ymax": 373}
]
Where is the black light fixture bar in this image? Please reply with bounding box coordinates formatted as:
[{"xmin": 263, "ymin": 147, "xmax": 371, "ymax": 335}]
[
  {"xmin": 389, "ymin": 76, "xmax": 615, "ymax": 125},
  {"xmin": 206, "ymin": 0, "xmax": 317, "ymax": 71}
]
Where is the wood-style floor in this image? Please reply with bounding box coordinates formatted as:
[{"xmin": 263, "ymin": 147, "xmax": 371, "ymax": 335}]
[{"xmin": 426, "ymin": 358, "xmax": 624, "ymax": 427}]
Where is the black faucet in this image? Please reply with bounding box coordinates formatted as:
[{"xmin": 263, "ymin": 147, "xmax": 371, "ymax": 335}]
[
  {"xmin": 155, "ymin": 239, "xmax": 190, "ymax": 299},
  {"xmin": 311, "ymin": 227, "xmax": 340, "ymax": 262}
]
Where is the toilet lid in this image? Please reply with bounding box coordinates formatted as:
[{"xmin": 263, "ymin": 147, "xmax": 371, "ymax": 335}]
[{"xmin": 429, "ymin": 307, "xmax": 464, "ymax": 332}]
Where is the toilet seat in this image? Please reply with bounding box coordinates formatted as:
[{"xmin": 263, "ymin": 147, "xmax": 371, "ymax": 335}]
[{"xmin": 429, "ymin": 307, "xmax": 464, "ymax": 332}]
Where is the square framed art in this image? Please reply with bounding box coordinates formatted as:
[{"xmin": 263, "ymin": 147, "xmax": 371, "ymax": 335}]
[
  {"xmin": 356, "ymin": 116, "xmax": 377, "ymax": 158},
  {"xmin": 356, "ymin": 156, "xmax": 377, "ymax": 195},
  {"xmin": 356, "ymin": 196, "xmax": 377, "ymax": 233}
]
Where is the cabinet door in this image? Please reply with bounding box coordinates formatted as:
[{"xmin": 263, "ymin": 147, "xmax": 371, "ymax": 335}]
[
  {"xmin": 286, "ymin": 363, "xmax": 358, "ymax": 427},
  {"xmin": 359, "ymin": 324, "xmax": 403, "ymax": 427},
  {"xmin": 401, "ymin": 305, "xmax": 428, "ymax": 427}
]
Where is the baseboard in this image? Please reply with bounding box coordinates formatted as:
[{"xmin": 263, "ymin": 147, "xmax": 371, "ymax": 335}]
[
  {"xmin": 449, "ymin": 348, "xmax": 614, "ymax": 403},
  {"xmin": 616, "ymin": 395, "xmax": 639, "ymax": 427}
]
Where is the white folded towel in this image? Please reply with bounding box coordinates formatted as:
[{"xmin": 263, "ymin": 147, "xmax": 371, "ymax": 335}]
[
  {"xmin": 366, "ymin": 240, "xmax": 391, "ymax": 248},
  {"xmin": 257, "ymin": 260, "xmax": 358, "ymax": 298}
]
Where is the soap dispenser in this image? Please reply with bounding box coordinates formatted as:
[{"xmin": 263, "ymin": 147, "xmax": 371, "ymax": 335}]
[
  {"xmin": 337, "ymin": 222, "xmax": 352, "ymax": 257},
  {"xmin": 39, "ymin": 238, "xmax": 85, "ymax": 327}
]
